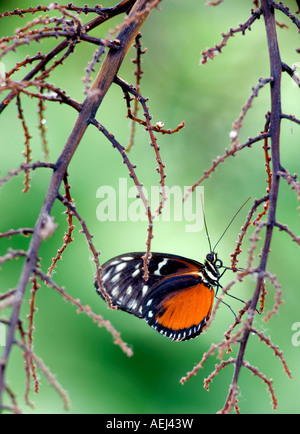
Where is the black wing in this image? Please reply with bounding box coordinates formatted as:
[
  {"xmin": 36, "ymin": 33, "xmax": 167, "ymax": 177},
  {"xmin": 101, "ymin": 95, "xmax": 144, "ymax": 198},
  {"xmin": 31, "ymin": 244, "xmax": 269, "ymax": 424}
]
[{"xmin": 95, "ymin": 252, "xmax": 204, "ymax": 318}]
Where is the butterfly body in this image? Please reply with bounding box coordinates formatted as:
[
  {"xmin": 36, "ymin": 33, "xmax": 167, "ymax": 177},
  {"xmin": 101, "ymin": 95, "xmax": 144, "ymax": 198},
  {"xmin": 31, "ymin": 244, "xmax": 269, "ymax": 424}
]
[{"xmin": 95, "ymin": 252, "xmax": 222, "ymax": 341}]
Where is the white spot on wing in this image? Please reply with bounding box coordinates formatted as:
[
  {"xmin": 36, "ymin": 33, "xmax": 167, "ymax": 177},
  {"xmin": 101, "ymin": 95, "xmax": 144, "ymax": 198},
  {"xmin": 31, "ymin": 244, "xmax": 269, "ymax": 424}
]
[
  {"xmin": 102, "ymin": 268, "xmax": 112, "ymax": 282},
  {"xmin": 127, "ymin": 298, "xmax": 134, "ymax": 309},
  {"xmin": 131, "ymin": 300, "xmax": 138, "ymax": 310},
  {"xmin": 109, "ymin": 260, "xmax": 121, "ymax": 266},
  {"xmin": 115, "ymin": 262, "xmax": 127, "ymax": 273},
  {"xmin": 142, "ymin": 285, "xmax": 148, "ymax": 296},
  {"xmin": 111, "ymin": 273, "xmax": 120, "ymax": 283},
  {"xmin": 153, "ymin": 258, "xmax": 168, "ymax": 276},
  {"xmin": 132, "ymin": 269, "xmax": 140, "ymax": 278},
  {"xmin": 111, "ymin": 287, "xmax": 119, "ymax": 297}
]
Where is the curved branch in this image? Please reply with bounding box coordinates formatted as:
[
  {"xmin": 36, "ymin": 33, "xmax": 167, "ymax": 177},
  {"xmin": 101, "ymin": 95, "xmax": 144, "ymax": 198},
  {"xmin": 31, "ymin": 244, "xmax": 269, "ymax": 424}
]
[
  {"xmin": 0, "ymin": 0, "xmax": 136, "ymax": 114},
  {"xmin": 221, "ymin": 0, "xmax": 283, "ymax": 413},
  {"xmin": 0, "ymin": 0, "xmax": 157, "ymax": 411}
]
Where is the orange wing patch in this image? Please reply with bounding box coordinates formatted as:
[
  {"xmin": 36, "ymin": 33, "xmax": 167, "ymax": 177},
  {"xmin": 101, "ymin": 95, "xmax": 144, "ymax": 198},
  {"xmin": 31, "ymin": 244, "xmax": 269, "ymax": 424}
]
[{"xmin": 155, "ymin": 283, "xmax": 215, "ymax": 331}]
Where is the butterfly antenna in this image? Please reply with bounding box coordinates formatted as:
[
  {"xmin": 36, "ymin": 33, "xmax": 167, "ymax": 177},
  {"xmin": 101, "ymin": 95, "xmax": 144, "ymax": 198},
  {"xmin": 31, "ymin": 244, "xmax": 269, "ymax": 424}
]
[
  {"xmin": 213, "ymin": 197, "xmax": 251, "ymax": 252},
  {"xmin": 201, "ymin": 195, "xmax": 212, "ymax": 252}
]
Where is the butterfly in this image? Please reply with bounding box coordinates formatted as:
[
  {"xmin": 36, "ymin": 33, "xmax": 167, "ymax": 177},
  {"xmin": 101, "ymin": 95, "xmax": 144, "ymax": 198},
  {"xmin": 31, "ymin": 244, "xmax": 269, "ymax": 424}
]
[
  {"xmin": 94, "ymin": 251, "xmax": 223, "ymax": 341},
  {"xmin": 94, "ymin": 199, "xmax": 250, "ymax": 341}
]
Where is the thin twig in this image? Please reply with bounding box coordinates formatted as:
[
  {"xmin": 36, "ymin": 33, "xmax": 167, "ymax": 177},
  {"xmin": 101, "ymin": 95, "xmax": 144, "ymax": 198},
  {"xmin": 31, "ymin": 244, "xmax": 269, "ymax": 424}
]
[
  {"xmin": 0, "ymin": 0, "xmax": 156, "ymax": 412},
  {"xmin": 200, "ymin": 8, "xmax": 262, "ymax": 64},
  {"xmin": 34, "ymin": 268, "xmax": 133, "ymax": 358},
  {"xmin": 15, "ymin": 340, "xmax": 71, "ymax": 410}
]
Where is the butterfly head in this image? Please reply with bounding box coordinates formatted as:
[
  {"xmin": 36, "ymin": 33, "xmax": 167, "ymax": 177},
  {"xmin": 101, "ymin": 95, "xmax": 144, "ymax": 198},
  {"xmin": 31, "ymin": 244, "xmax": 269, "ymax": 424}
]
[{"xmin": 204, "ymin": 252, "xmax": 222, "ymax": 285}]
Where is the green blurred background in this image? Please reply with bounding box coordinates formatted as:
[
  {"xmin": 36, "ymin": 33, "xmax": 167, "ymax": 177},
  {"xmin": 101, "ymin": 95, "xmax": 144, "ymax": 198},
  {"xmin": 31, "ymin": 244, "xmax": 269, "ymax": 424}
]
[{"xmin": 0, "ymin": 0, "xmax": 299, "ymax": 414}]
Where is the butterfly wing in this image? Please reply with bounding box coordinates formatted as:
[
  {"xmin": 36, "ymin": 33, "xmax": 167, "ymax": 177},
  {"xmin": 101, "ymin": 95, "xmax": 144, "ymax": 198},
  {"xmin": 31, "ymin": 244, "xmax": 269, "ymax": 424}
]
[
  {"xmin": 95, "ymin": 252, "xmax": 204, "ymax": 319},
  {"xmin": 142, "ymin": 274, "xmax": 215, "ymax": 341}
]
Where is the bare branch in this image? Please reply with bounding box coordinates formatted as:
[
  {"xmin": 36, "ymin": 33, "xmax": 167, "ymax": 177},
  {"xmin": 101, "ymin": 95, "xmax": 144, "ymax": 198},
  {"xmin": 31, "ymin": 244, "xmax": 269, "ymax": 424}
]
[
  {"xmin": 14, "ymin": 340, "xmax": 71, "ymax": 410},
  {"xmin": 273, "ymin": 1, "xmax": 300, "ymax": 29},
  {"xmin": 34, "ymin": 268, "xmax": 133, "ymax": 358},
  {"xmin": 200, "ymin": 8, "xmax": 262, "ymax": 64}
]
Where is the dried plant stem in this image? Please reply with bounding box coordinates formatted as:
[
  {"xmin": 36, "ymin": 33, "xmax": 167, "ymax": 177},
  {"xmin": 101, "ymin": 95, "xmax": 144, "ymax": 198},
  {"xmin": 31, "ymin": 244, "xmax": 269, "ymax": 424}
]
[
  {"xmin": 200, "ymin": 8, "xmax": 262, "ymax": 64},
  {"xmin": 0, "ymin": 1, "xmax": 136, "ymax": 114},
  {"xmin": 47, "ymin": 175, "xmax": 75, "ymax": 277},
  {"xmin": 0, "ymin": 0, "xmax": 156, "ymax": 411},
  {"xmin": 15, "ymin": 340, "xmax": 71, "ymax": 410},
  {"xmin": 221, "ymin": 0, "xmax": 283, "ymax": 413},
  {"xmin": 34, "ymin": 269, "xmax": 133, "ymax": 358},
  {"xmin": 115, "ymin": 76, "xmax": 167, "ymax": 215},
  {"xmin": 0, "ymin": 0, "xmax": 298, "ymax": 415}
]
